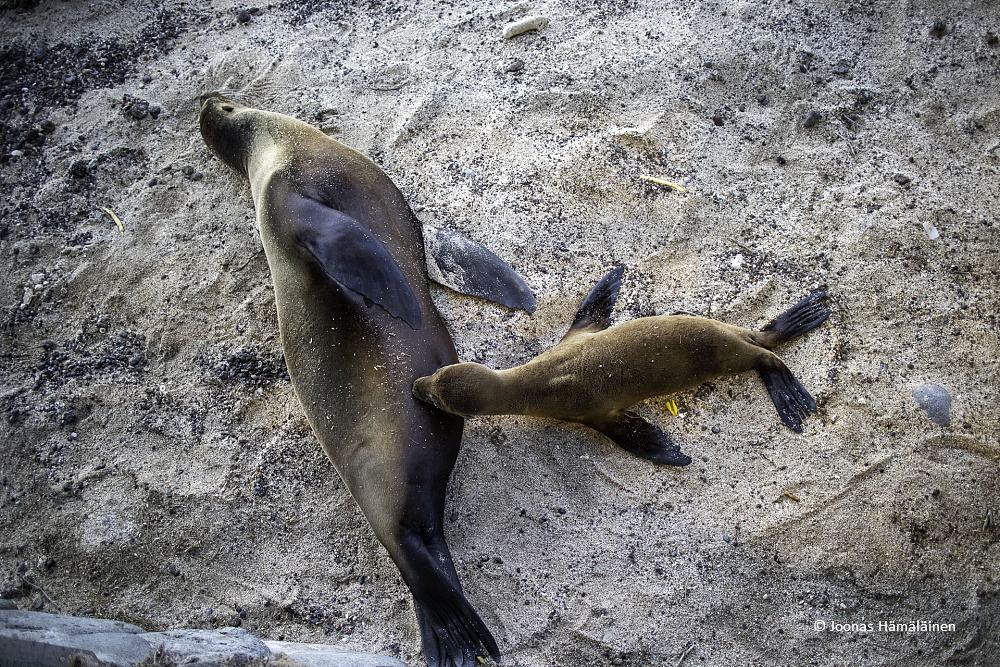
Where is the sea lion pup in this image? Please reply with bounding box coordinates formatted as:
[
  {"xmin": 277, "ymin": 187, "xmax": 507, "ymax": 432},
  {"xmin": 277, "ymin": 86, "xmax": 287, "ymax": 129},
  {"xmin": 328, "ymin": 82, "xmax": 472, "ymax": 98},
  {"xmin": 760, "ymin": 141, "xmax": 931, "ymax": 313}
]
[
  {"xmin": 414, "ymin": 266, "xmax": 830, "ymax": 467},
  {"xmin": 199, "ymin": 93, "xmax": 531, "ymax": 667}
]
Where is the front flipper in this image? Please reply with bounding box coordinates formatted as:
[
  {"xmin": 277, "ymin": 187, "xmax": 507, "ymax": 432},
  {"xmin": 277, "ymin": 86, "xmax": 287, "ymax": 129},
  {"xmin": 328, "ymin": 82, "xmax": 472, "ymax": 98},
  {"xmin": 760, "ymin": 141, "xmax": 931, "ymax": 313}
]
[
  {"xmin": 562, "ymin": 265, "xmax": 626, "ymax": 342},
  {"xmin": 424, "ymin": 226, "xmax": 536, "ymax": 312},
  {"xmin": 288, "ymin": 193, "xmax": 422, "ymax": 329},
  {"xmin": 585, "ymin": 409, "xmax": 692, "ymax": 466}
]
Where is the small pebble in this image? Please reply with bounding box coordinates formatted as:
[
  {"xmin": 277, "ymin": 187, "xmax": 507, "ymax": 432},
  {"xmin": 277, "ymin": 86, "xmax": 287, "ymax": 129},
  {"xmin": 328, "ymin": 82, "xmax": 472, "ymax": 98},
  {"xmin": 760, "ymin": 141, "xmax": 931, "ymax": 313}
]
[
  {"xmin": 502, "ymin": 16, "xmax": 548, "ymax": 39},
  {"xmin": 912, "ymin": 384, "xmax": 951, "ymax": 427},
  {"xmin": 40, "ymin": 120, "xmax": 56, "ymax": 133},
  {"xmin": 776, "ymin": 156, "xmax": 787, "ymax": 165},
  {"xmin": 756, "ymin": 93, "xmax": 768, "ymax": 105},
  {"xmin": 148, "ymin": 178, "xmax": 158, "ymax": 187},
  {"xmin": 712, "ymin": 115, "xmax": 724, "ymax": 126},
  {"xmin": 32, "ymin": 599, "xmax": 44, "ymax": 610},
  {"xmin": 802, "ymin": 110, "xmax": 822, "ymax": 128},
  {"xmin": 505, "ymin": 59, "xmax": 524, "ymax": 73},
  {"xmin": 149, "ymin": 105, "xmax": 161, "ymax": 119},
  {"xmin": 929, "ymin": 20, "xmax": 947, "ymax": 37},
  {"xmin": 893, "ymin": 173, "xmax": 911, "ymax": 186},
  {"xmin": 142, "ymin": 73, "xmax": 153, "ymax": 83},
  {"xmin": 237, "ymin": 9, "xmax": 252, "ymax": 23},
  {"xmin": 723, "ymin": 534, "xmax": 731, "ymax": 543},
  {"xmin": 191, "ymin": 171, "xmax": 203, "ymax": 181},
  {"xmin": 711, "ymin": 425, "xmax": 720, "ymax": 434}
]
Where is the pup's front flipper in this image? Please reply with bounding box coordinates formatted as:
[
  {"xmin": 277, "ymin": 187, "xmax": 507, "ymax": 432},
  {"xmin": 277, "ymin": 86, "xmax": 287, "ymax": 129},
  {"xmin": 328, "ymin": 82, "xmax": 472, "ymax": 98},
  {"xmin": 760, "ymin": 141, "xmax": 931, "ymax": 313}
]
[
  {"xmin": 585, "ymin": 410, "xmax": 692, "ymax": 466},
  {"xmin": 425, "ymin": 226, "xmax": 536, "ymax": 312}
]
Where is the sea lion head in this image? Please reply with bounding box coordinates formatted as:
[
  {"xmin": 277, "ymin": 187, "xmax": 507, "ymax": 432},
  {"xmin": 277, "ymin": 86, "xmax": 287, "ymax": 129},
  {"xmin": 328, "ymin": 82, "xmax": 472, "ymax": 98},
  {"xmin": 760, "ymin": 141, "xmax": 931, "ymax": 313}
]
[
  {"xmin": 413, "ymin": 363, "xmax": 497, "ymax": 417},
  {"xmin": 199, "ymin": 92, "xmax": 259, "ymax": 178}
]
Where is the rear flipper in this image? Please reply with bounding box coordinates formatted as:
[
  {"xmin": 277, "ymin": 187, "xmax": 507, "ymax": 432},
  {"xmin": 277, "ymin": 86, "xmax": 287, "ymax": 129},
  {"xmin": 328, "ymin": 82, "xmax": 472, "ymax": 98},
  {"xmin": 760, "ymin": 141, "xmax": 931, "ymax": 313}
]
[
  {"xmin": 585, "ymin": 410, "xmax": 692, "ymax": 467},
  {"xmin": 757, "ymin": 357, "xmax": 817, "ymax": 433},
  {"xmin": 759, "ymin": 291, "xmax": 830, "ymax": 347},
  {"xmin": 397, "ymin": 530, "xmax": 500, "ymax": 667},
  {"xmin": 424, "ymin": 226, "xmax": 536, "ymax": 313}
]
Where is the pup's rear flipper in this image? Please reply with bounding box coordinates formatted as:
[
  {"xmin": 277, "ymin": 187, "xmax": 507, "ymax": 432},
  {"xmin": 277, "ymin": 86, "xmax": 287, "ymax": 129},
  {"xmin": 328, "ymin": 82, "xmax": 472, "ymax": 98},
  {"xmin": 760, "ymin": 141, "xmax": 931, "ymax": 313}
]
[
  {"xmin": 425, "ymin": 226, "xmax": 536, "ymax": 313},
  {"xmin": 760, "ymin": 291, "xmax": 830, "ymax": 347},
  {"xmin": 586, "ymin": 410, "xmax": 692, "ymax": 467},
  {"xmin": 757, "ymin": 357, "xmax": 817, "ymax": 433},
  {"xmin": 397, "ymin": 531, "xmax": 500, "ymax": 667}
]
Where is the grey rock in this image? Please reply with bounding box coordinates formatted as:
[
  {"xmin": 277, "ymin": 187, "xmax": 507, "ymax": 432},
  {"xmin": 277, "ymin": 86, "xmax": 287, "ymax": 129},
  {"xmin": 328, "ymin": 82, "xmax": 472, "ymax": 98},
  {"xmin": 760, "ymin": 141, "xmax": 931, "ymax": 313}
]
[
  {"xmin": 265, "ymin": 640, "xmax": 407, "ymax": 666},
  {"xmin": 0, "ymin": 611, "xmax": 406, "ymax": 667},
  {"xmin": 142, "ymin": 627, "xmax": 271, "ymax": 666},
  {"xmin": 802, "ymin": 110, "xmax": 822, "ymax": 128},
  {"xmin": 0, "ymin": 610, "xmax": 150, "ymax": 667},
  {"xmin": 913, "ymin": 384, "xmax": 951, "ymax": 426}
]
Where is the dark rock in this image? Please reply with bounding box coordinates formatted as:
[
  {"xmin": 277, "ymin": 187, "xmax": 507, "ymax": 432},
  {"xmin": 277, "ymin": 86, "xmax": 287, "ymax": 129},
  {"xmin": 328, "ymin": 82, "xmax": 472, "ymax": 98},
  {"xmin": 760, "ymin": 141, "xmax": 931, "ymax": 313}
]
[
  {"xmin": 148, "ymin": 105, "xmax": 161, "ymax": 119},
  {"xmin": 756, "ymin": 93, "xmax": 768, "ymax": 105},
  {"xmin": 237, "ymin": 9, "xmax": 252, "ymax": 23},
  {"xmin": 930, "ymin": 20, "xmax": 947, "ymax": 38},
  {"xmin": 988, "ymin": 31, "xmax": 999, "ymax": 47},
  {"xmin": 802, "ymin": 110, "xmax": 822, "ymax": 128},
  {"xmin": 893, "ymin": 173, "xmax": 912, "ymax": 186},
  {"xmin": 776, "ymin": 156, "xmax": 787, "ymax": 165},
  {"xmin": 121, "ymin": 94, "xmax": 150, "ymax": 120},
  {"xmin": 69, "ymin": 160, "xmax": 90, "ymax": 178},
  {"xmin": 712, "ymin": 115, "xmax": 724, "ymax": 126},
  {"xmin": 913, "ymin": 384, "xmax": 951, "ymax": 427}
]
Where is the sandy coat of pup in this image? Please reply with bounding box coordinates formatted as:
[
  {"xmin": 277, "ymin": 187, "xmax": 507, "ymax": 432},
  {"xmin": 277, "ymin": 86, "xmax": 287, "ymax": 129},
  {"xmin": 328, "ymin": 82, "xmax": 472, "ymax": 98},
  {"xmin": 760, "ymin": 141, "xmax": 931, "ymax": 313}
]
[{"xmin": 414, "ymin": 266, "xmax": 830, "ymax": 466}]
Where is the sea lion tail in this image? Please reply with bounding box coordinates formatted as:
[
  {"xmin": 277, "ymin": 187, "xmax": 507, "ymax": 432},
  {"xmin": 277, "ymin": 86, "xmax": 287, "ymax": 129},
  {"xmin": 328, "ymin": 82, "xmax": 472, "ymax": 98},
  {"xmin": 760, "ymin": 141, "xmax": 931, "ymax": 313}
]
[
  {"xmin": 757, "ymin": 357, "xmax": 817, "ymax": 433},
  {"xmin": 759, "ymin": 291, "xmax": 830, "ymax": 347},
  {"xmin": 399, "ymin": 532, "xmax": 500, "ymax": 667}
]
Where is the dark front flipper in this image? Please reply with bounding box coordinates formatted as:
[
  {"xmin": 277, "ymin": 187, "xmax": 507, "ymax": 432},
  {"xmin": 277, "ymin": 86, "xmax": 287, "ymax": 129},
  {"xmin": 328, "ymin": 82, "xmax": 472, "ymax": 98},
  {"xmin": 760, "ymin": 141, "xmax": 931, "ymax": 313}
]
[
  {"xmin": 287, "ymin": 193, "xmax": 422, "ymax": 329},
  {"xmin": 396, "ymin": 529, "xmax": 500, "ymax": 667},
  {"xmin": 425, "ymin": 226, "xmax": 536, "ymax": 312},
  {"xmin": 585, "ymin": 410, "xmax": 692, "ymax": 466},
  {"xmin": 562, "ymin": 265, "xmax": 626, "ymax": 341},
  {"xmin": 760, "ymin": 291, "xmax": 830, "ymax": 347},
  {"xmin": 757, "ymin": 357, "xmax": 817, "ymax": 433}
]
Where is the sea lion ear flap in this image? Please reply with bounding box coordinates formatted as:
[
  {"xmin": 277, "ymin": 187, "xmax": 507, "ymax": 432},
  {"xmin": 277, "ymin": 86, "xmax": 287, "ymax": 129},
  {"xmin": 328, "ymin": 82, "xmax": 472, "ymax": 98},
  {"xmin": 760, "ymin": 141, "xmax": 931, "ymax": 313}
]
[
  {"xmin": 288, "ymin": 194, "xmax": 422, "ymax": 329},
  {"xmin": 424, "ymin": 227, "xmax": 536, "ymax": 313},
  {"xmin": 563, "ymin": 265, "xmax": 626, "ymax": 340}
]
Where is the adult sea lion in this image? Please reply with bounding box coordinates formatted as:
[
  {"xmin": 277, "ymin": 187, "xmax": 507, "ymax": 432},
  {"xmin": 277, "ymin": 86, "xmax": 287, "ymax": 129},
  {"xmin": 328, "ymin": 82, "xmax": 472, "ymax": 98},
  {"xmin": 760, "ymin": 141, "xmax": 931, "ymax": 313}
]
[
  {"xmin": 199, "ymin": 93, "xmax": 530, "ymax": 667},
  {"xmin": 414, "ymin": 266, "xmax": 830, "ymax": 466}
]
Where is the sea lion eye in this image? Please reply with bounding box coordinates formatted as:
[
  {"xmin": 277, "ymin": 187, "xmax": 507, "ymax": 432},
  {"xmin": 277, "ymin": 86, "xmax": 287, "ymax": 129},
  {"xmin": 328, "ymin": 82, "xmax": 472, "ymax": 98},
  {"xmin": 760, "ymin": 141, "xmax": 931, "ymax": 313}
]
[{"xmin": 221, "ymin": 105, "xmax": 234, "ymax": 112}]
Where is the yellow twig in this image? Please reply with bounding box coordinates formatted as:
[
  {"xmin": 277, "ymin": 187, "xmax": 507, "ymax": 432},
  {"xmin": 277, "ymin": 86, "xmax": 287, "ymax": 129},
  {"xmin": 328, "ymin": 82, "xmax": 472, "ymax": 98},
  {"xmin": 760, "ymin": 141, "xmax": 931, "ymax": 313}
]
[
  {"xmin": 639, "ymin": 174, "xmax": 687, "ymax": 193},
  {"xmin": 783, "ymin": 490, "xmax": 800, "ymax": 502},
  {"xmin": 101, "ymin": 207, "xmax": 125, "ymax": 234},
  {"xmin": 665, "ymin": 399, "xmax": 678, "ymax": 416}
]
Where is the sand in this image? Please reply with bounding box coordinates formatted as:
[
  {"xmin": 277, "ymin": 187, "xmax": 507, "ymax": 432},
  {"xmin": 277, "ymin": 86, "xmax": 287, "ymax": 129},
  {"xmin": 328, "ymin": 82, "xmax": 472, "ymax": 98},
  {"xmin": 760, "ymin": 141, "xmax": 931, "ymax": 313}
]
[{"xmin": 1, "ymin": 1, "xmax": 998, "ymax": 665}]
